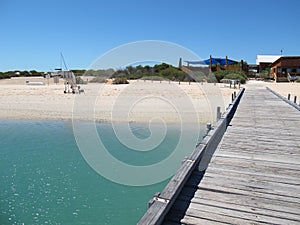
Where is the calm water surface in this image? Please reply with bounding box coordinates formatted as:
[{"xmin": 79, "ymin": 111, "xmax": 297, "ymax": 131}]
[{"xmin": 0, "ymin": 121, "xmax": 203, "ymax": 225}]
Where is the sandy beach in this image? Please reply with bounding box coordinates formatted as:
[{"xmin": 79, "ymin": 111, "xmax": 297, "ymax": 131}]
[
  {"xmin": 1, "ymin": 77, "xmax": 298, "ymax": 124},
  {"xmin": 264, "ymin": 82, "xmax": 300, "ymax": 100},
  {"xmin": 245, "ymin": 80, "xmax": 300, "ymax": 102},
  {"xmin": 0, "ymin": 77, "xmax": 238, "ymax": 124}
]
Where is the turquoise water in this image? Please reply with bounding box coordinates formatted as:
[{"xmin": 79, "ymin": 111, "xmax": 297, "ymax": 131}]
[{"xmin": 0, "ymin": 121, "xmax": 203, "ymax": 225}]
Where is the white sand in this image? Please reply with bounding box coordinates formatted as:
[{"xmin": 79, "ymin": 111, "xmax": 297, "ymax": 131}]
[
  {"xmin": 0, "ymin": 77, "xmax": 239, "ymax": 124},
  {"xmin": 2, "ymin": 78, "xmax": 297, "ymax": 124},
  {"xmin": 246, "ymin": 80, "xmax": 300, "ymax": 103},
  {"xmin": 264, "ymin": 82, "xmax": 300, "ymax": 101}
]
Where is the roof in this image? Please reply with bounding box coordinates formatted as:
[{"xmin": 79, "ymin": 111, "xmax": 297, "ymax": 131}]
[
  {"xmin": 256, "ymin": 55, "xmax": 281, "ymax": 65},
  {"xmin": 270, "ymin": 56, "xmax": 300, "ymax": 67}
]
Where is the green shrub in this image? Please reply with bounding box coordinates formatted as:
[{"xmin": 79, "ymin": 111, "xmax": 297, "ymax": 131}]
[
  {"xmin": 258, "ymin": 68, "xmax": 271, "ymax": 80},
  {"xmin": 113, "ymin": 77, "xmax": 129, "ymax": 84},
  {"xmin": 213, "ymin": 70, "xmax": 247, "ymax": 84},
  {"xmin": 89, "ymin": 76, "xmax": 107, "ymax": 83},
  {"xmin": 224, "ymin": 73, "xmax": 246, "ymax": 84},
  {"xmin": 76, "ymin": 76, "xmax": 88, "ymax": 84},
  {"xmin": 206, "ymin": 74, "xmax": 218, "ymax": 83},
  {"xmin": 158, "ymin": 67, "xmax": 187, "ymax": 81},
  {"xmin": 213, "ymin": 71, "xmax": 228, "ymax": 82}
]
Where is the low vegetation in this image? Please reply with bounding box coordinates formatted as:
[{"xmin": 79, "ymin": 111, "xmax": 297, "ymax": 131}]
[
  {"xmin": 75, "ymin": 76, "xmax": 88, "ymax": 84},
  {"xmin": 0, "ymin": 70, "xmax": 45, "ymax": 79},
  {"xmin": 112, "ymin": 77, "xmax": 129, "ymax": 84},
  {"xmin": 0, "ymin": 64, "xmax": 248, "ymax": 84},
  {"xmin": 213, "ymin": 70, "xmax": 247, "ymax": 84},
  {"xmin": 258, "ymin": 68, "xmax": 271, "ymax": 80},
  {"xmin": 112, "ymin": 63, "xmax": 188, "ymax": 81}
]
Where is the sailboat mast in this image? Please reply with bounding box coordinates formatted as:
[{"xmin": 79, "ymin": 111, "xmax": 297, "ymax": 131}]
[{"xmin": 60, "ymin": 52, "xmax": 68, "ymax": 71}]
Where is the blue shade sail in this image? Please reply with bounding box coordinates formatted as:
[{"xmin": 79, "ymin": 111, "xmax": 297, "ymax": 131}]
[{"xmin": 185, "ymin": 58, "xmax": 238, "ymax": 66}]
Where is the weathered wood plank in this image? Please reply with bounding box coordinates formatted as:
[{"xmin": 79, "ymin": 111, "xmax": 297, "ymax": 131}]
[
  {"xmin": 207, "ymin": 167, "xmax": 300, "ymax": 185},
  {"xmin": 206, "ymin": 158, "xmax": 300, "ymax": 179},
  {"xmin": 163, "ymin": 85, "xmax": 300, "ymax": 225},
  {"xmin": 197, "ymin": 183, "xmax": 300, "ymax": 204},
  {"xmin": 191, "ymin": 188, "xmax": 300, "ymax": 215},
  {"xmin": 203, "ymin": 171, "xmax": 300, "ymax": 193},
  {"xmin": 214, "ymin": 153, "xmax": 300, "ymax": 167},
  {"xmin": 139, "ymin": 88, "xmax": 246, "ymax": 225},
  {"xmin": 181, "ymin": 214, "xmax": 258, "ymax": 225},
  {"xmin": 179, "ymin": 200, "xmax": 300, "ymax": 225}
]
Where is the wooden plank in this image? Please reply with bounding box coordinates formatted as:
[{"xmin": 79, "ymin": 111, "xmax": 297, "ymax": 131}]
[
  {"xmin": 184, "ymin": 199, "xmax": 300, "ymax": 224},
  {"xmin": 197, "ymin": 182, "xmax": 300, "ymax": 204},
  {"xmin": 138, "ymin": 201, "xmax": 169, "ymax": 225},
  {"xmin": 191, "ymin": 188, "xmax": 300, "ymax": 215},
  {"xmin": 176, "ymin": 200, "xmax": 300, "ymax": 225},
  {"xmin": 207, "ymin": 167, "xmax": 300, "ymax": 186},
  {"xmin": 167, "ymin": 208, "xmax": 232, "ymax": 225},
  {"xmin": 193, "ymin": 189, "xmax": 300, "ymax": 215},
  {"xmin": 163, "ymin": 86, "xmax": 300, "ymax": 225},
  {"xmin": 214, "ymin": 153, "xmax": 300, "ymax": 167},
  {"xmin": 181, "ymin": 214, "xmax": 257, "ymax": 225},
  {"xmin": 203, "ymin": 171, "xmax": 300, "ymax": 193},
  {"xmin": 159, "ymin": 160, "xmax": 196, "ymax": 200},
  {"xmin": 216, "ymin": 143, "xmax": 300, "ymax": 154},
  {"xmin": 206, "ymin": 159, "xmax": 300, "ymax": 179},
  {"xmin": 139, "ymin": 89, "xmax": 246, "ymax": 225},
  {"xmin": 210, "ymin": 155, "xmax": 300, "ymax": 172}
]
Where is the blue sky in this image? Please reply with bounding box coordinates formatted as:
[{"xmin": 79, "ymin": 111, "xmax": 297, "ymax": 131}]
[{"xmin": 1, "ymin": 0, "xmax": 300, "ymax": 71}]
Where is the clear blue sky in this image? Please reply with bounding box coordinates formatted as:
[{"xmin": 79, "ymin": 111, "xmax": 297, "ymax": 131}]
[{"xmin": 1, "ymin": 0, "xmax": 300, "ymax": 71}]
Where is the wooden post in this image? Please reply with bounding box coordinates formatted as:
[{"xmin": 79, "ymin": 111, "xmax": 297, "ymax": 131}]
[
  {"xmin": 210, "ymin": 55, "xmax": 212, "ymax": 74},
  {"xmin": 206, "ymin": 123, "xmax": 212, "ymax": 135},
  {"xmin": 178, "ymin": 58, "xmax": 182, "ymax": 69},
  {"xmin": 226, "ymin": 56, "xmax": 228, "ymax": 70},
  {"xmin": 241, "ymin": 60, "xmax": 244, "ymax": 72},
  {"xmin": 217, "ymin": 107, "xmax": 221, "ymax": 121}
]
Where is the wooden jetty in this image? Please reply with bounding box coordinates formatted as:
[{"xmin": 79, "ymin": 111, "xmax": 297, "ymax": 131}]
[{"xmin": 138, "ymin": 83, "xmax": 300, "ymax": 224}]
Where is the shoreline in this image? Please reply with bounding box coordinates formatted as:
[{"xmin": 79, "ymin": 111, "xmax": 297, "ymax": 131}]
[
  {"xmin": 0, "ymin": 78, "xmax": 238, "ymax": 124},
  {"xmin": 1, "ymin": 78, "xmax": 299, "ymax": 123},
  {"xmin": 1, "ymin": 78, "xmax": 298, "ymax": 124}
]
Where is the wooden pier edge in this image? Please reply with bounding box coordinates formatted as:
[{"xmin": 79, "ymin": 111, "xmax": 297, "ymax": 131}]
[
  {"xmin": 137, "ymin": 88, "xmax": 245, "ymax": 225},
  {"xmin": 266, "ymin": 86, "xmax": 300, "ymax": 111}
]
